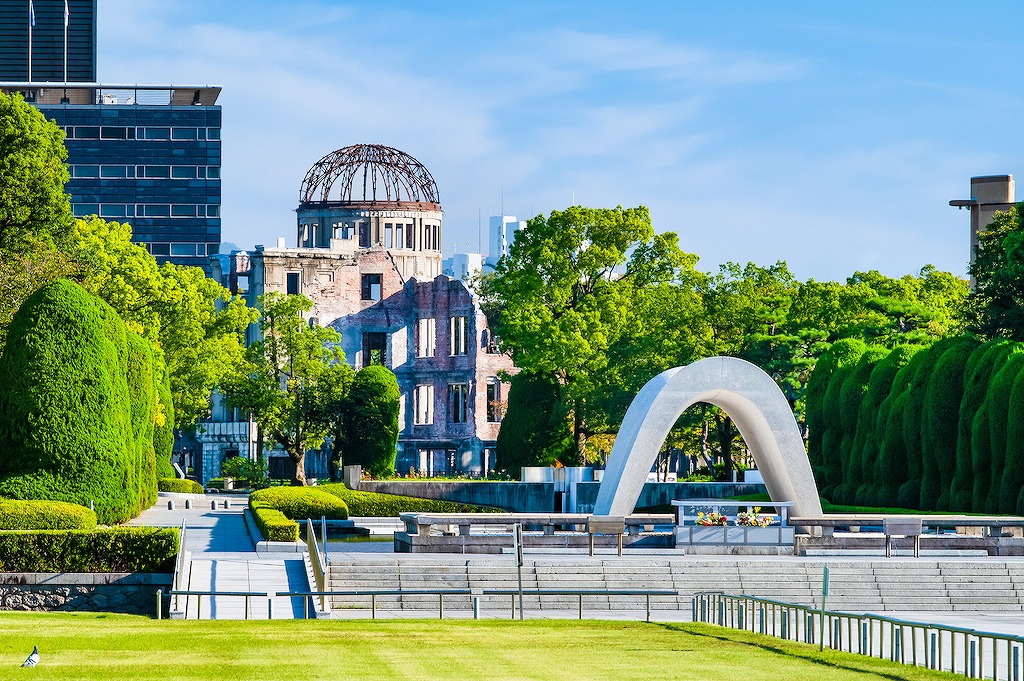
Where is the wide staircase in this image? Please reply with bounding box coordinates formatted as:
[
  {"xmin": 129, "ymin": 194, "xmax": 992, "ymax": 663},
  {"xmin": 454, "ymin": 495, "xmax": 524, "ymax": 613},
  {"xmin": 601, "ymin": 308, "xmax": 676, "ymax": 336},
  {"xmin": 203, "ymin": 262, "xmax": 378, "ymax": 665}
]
[{"xmin": 326, "ymin": 558, "xmax": 1024, "ymax": 614}]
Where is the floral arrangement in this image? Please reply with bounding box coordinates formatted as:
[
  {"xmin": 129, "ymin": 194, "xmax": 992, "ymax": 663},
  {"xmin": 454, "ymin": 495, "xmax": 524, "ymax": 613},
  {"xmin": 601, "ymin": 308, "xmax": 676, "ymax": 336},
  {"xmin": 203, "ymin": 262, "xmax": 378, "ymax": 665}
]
[
  {"xmin": 696, "ymin": 511, "xmax": 728, "ymax": 526},
  {"xmin": 734, "ymin": 507, "xmax": 775, "ymax": 527}
]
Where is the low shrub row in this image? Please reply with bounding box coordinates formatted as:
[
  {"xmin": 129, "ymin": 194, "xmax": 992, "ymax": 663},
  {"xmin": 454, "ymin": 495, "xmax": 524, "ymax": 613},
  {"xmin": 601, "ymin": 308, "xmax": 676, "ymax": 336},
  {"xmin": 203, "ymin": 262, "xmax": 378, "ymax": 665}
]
[
  {"xmin": 249, "ymin": 487, "xmax": 349, "ymax": 521},
  {"xmin": 157, "ymin": 478, "xmax": 204, "ymax": 494},
  {"xmin": 316, "ymin": 483, "xmax": 501, "ymax": 516},
  {"xmin": 0, "ymin": 499, "xmax": 97, "ymax": 530},
  {"xmin": 0, "ymin": 526, "xmax": 178, "ymax": 572},
  {"xmin": 250, "ymin": 506, "xmax": 299, "ymax": 543}
]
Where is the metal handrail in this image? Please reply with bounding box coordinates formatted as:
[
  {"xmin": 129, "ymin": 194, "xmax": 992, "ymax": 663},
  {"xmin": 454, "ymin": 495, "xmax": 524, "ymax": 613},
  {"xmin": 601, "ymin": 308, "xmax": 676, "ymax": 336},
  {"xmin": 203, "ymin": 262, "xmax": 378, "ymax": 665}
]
[
  {"xmin": 159, "ymin": 586, "xmax": 680, "ymax": 622},
  {"xmin": 305, "ymin": 519, "xmax": 327, "ymax": 613},
  {"xmin": 693, "ymin": 591, "xmax": 1024, "ymax": 680},
  {"xmin": 169, "ymin": 521, "xmax": 187, "ymax": 616}
]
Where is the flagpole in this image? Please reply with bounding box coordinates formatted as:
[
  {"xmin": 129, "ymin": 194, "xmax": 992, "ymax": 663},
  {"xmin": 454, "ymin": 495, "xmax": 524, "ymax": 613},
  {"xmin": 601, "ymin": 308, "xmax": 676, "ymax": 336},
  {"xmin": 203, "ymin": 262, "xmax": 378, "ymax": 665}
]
[
  {"xmin": 27, "ymin": 0, "xmax": 32, "ymax": 82},
  {"xmin": 63, "ymin": 0, "xmax": 69, "ymax": 83}
]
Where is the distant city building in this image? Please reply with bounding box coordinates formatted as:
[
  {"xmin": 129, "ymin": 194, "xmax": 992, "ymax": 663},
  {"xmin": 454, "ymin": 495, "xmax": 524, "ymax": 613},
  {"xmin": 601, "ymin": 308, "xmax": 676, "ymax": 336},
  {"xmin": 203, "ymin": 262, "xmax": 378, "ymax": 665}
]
[
  {"xmin": 488, "ymin": 214, "xmax": 525, "ymax": 264},
  {"xmin": 441, "ymin": 214, "xmax": 526, "ymax": 283},
  {"xmin": 443, "ymin": 252, "xmax": 484, "ymax": 281},
  {"xmin": 207, "ymin": 144, "xmax": 515, "ymax": 483},
  {"xmin": 0, "ymin": 1, "xmax": 222, "ymax": 272}
]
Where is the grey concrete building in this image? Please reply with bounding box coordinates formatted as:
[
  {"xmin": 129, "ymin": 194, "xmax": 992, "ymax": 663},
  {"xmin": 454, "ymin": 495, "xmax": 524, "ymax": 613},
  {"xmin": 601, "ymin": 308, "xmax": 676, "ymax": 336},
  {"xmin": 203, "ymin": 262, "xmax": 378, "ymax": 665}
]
[{"xmin": 950, "ymin": 174, "xmax": 1015, "ymax": 273}]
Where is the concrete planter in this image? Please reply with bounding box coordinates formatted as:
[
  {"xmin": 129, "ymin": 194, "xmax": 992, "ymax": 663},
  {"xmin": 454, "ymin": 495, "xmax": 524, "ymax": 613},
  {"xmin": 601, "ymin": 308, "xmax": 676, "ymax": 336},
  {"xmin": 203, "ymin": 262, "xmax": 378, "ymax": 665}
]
[{"xmin": 679, "ymin": 525, "xmax": 795, "ymax": 546}]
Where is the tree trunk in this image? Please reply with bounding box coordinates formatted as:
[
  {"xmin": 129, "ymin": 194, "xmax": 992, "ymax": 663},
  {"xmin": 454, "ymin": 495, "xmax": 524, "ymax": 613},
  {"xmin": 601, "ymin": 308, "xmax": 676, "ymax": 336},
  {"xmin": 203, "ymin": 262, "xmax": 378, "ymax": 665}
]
[
  {"xmin": 289, "ymin": 444, "xmax": 307, "ymax": 486},
  {"xmin": 716, "ymin": 414, "xmax": 734, "ymax": 480},
  {"xmin": 572, "ymin": 399, "xmax": 587, "ymax": 467}
]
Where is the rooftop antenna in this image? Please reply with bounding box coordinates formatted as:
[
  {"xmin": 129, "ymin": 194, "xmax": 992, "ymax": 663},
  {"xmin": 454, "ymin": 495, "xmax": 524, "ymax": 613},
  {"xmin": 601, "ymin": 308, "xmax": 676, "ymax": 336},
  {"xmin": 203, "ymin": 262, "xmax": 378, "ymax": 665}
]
[
  {"xmin": 478, "ymin": 207, "xmax": 481, "ymax": 252},
  {"xmin": 500, "ymin": 188, "xmax": 504, "ymax": 218}
]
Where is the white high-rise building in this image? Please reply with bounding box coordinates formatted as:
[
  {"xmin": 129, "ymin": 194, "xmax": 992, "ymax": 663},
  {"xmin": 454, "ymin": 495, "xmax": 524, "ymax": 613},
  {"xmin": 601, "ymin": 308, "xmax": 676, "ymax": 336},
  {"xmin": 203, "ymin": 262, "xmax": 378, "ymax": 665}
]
[{"xmin": 488, "ymin": 215, "xmax": 526, "ymax": 264}]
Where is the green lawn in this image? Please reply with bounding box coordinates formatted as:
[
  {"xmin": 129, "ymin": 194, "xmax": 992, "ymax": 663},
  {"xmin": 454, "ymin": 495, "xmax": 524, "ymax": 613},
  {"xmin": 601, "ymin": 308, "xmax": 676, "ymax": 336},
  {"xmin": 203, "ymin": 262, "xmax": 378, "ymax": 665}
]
[{"xmin": 0, "ymin": 613, "xmax": 958, "ymax": 680}]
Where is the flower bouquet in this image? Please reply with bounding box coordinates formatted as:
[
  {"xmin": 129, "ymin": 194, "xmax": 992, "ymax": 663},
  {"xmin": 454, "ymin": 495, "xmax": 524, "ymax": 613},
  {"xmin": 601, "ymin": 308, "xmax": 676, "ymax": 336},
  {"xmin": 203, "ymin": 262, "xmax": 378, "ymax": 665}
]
[
  {"xmin": 696, "ymin": 511, "xmax": 728, "ymax": 526},
  {"xmin": 734, "ymin": 506, "xmax": 775, "ymax": 527}
]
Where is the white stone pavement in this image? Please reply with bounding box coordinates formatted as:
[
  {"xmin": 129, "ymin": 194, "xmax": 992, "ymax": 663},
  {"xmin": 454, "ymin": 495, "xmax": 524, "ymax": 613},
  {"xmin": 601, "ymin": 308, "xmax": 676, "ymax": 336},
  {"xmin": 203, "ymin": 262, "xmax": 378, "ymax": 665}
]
[{"xmin": 131, "ymin": 494, "xmax": 309, "ymax": 619}]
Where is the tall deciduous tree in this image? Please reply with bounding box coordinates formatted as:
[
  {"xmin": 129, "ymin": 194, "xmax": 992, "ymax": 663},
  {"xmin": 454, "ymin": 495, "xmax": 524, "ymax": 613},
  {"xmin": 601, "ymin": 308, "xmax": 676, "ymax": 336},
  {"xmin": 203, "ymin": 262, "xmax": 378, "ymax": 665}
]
[
  {"xmin": 0, "ymin": 91, "xmax": 73, "ymax": 250},
  {"xmin": 966, "ymin": 205, "xmax": 1024, "ymax": 340},
  {"xmin": 478, "ymin": 205, "xmax": 695, "ymax": 465},
  {"xmin": 66, "ymin": 216, "xmax": 255, "ymax": 426},
  {"xmin": 224, "ymin": 292, "xmax": 351, "ymax": 486}
]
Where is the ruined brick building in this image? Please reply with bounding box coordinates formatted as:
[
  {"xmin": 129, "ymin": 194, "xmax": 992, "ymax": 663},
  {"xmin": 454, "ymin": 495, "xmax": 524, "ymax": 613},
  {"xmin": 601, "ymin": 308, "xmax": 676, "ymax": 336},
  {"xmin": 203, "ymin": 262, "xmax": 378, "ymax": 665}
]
[{"xmin": 201, "ymin": 144, "xmax": 515, "ymax": 482}]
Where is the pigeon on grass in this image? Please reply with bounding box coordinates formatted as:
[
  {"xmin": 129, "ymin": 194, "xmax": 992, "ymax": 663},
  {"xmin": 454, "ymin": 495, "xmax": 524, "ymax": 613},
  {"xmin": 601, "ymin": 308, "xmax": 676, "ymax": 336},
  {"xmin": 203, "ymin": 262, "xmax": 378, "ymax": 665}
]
[{"xmin": 20, "ymin": 646, "xmax": 39, "ymax": 667}]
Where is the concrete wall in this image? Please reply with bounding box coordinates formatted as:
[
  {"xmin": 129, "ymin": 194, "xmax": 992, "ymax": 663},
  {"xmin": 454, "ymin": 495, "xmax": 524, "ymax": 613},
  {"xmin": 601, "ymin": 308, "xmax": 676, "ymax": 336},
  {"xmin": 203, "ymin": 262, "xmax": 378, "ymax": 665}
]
[
  {"xmin": 357, "ymin": 480, "xmax": 767, "ymax": 514},
  {"xmin": 576, "ymin": 482, "xmax": 767, "ymax": 514},
  {"xmin": 359, "ymin": 481, "xmax": 556, "ymax": 513},
  {"xmin": 0, "ymin": 573, "xmax": 172, "ymax": 615}
]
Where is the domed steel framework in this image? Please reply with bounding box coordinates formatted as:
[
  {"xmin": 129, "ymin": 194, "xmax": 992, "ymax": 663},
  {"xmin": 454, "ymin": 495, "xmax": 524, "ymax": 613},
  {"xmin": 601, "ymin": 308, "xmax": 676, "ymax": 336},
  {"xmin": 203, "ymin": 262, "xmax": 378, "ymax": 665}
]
[{"xmin": 299, "ymin": 144, "xmax": 440, "ymax": 207}]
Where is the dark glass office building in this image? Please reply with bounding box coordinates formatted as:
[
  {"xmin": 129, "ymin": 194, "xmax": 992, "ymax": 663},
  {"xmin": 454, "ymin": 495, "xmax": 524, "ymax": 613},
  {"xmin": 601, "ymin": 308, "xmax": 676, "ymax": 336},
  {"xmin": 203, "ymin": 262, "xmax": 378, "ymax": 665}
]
[
  {"xmin": 0, "ymin": 0, "xmax": 96, "ymax": 82},
  {"xmin": 0, "ymin": 1, "xmax": 222, "ymax": 271}
]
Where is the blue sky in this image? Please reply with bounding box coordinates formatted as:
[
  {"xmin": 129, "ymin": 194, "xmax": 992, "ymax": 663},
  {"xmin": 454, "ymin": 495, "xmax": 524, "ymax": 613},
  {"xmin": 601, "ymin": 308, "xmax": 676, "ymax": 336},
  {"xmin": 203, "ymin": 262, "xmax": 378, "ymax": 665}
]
[{"xmin": 97, "ymin": 1, "xmax": 1024, "ymax": 281}]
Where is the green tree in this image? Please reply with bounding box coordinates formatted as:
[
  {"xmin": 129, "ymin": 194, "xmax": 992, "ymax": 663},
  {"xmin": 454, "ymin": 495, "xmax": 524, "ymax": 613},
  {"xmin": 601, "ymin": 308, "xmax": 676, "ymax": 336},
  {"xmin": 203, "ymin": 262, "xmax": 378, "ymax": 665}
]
[
  {"xmin": 224, "ymin": 292, "xmax": 349, "ymax": 486},
  {"xmin": 495, "ymin": 372, "xmax": 574, "ymax": 475},
  {"xmin": 64, "ymin": 217, "xmax": 254, "ymax": 426},
  {"xmin": 966, "ymin": 205, "xmax": 1024, "ymax": 340},
  {"xmin": 478, "ymin": 205, "xmax": 694, "ymax": 465},
  {"xmin": 341, "ymin": 365, "xmax": 400, "ymax": 477},
  {"xmin": 0, "ymin": 91, "xmax": 73, "ymax": 250}
]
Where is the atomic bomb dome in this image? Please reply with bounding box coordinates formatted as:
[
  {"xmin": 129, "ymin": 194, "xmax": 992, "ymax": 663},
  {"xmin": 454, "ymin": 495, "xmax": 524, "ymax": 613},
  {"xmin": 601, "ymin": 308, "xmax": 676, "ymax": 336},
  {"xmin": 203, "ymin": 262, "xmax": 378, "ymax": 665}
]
[{"xmin": 294, "ymin": 144, "xmax": 443, "ymax": 281}]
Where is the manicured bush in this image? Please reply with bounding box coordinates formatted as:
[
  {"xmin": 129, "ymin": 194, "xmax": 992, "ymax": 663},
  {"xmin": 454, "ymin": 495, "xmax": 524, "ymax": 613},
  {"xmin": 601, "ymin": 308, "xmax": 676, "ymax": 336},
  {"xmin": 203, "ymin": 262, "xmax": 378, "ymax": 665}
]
[
  {"xmin": 341, "ymin": 365, "xmax": 401, "ymax": 477},
  {"xmin": 873, "ymin": 354, "xmax": 923, "ymax": 506},
  {"xmin": 126, "ymin": 331, "xmax": 159, "ymax": 513},
  {"xmin": 496, "ymin": 372, "xmax": 574, "ymax": 474},
  {"xmin": 250, "ymin": 506, "xmax": 299, "ymax": 542},
  {"xmin": 853, "ymin": 344, "xmax": 919, "ymax": 506},
  {"xmin": 0, "ymin": 280, "xmax": 140, "ymax": 523},
  {"xmin": 0, "ymin": 499, "xmax": 97, "ymax": 530},
  {"xmin": 157, "ymin": 478, "xmax": 204, "ymax": 494},
  {"xmin": 921, "ymin": 337, "xmax": 979, "ymax": 510},
  {"xmin": 317, "ymin": 483, "xmax": 502, "ymax": 516},
  {"xmin": 0, "ymin": 526, "xmax": 177, "ymax": 572},
  {"xmin": 897, "ymin": 342, "xmax": 946, "ymax": 509},
  {"xmin": 952, "ymin": 342, "xmax": 1009, "ymax": 511},
  {"xmin": 250, "ymin": 486, "xmax": 349, "ymax": 520},
  {"xmin": 153, "ymin": 349, "xmax": 176, "ymax": 480},
  {"xmin": 984, "ymin": 351, "xmax": 1024, "ymax": 512},
  {"xmin": 812, "ymin": 339, "xmax": 866, "ymax": 498},
  {"xmin": 834, "ymin": 346, "xmax": 886, "ymax": 504},
  {"xmin": 806, "ymin": 339, "xmax": 864, "ymax": 480},
  {"xmin": 1000, "ymin": 369, "xmax": 1024, "ymax": 513}
]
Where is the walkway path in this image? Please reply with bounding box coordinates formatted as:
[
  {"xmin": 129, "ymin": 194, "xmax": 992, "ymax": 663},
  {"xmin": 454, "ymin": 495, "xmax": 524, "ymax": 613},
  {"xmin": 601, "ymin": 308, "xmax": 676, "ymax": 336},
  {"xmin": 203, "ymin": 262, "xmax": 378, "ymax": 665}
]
[{"xmin": 131, "ymin": 494, "xmax": 309, "ymax": 619}]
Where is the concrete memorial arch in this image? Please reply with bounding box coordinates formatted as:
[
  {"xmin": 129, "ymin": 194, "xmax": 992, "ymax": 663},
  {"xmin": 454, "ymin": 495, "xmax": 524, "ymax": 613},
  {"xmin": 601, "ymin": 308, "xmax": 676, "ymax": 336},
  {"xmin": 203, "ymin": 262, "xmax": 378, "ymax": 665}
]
[{"xmin": 594, "ymin": 356, "xmax": 823, "ymax": 519}]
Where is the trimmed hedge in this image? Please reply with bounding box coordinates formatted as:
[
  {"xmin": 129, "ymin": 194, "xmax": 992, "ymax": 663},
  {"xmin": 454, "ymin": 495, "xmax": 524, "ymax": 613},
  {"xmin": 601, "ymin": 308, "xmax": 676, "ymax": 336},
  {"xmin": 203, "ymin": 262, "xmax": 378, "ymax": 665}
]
[
  {"xmin": 157, "ymin": 478, "xmax": 204, "ymax": 494},
  {"xmin": 0, "ymin": 280, "xmax": 163, "ymax": 523},
  {"xmin": 922, "ymin": 337, "xmax": 979, "ymax": 510},
  {"xmin": 808, "ymin": 337, "xmax": 1024, "ymax": 514},
  {"xmin": 0, "ymin": 526, "xmax": 177, "ymax": 572},
  {"xmin": 0, "ymin": 499, "xmax": 97, "ymax": 530},
  {"xmin": 342, "ymin": 366, "xmax": 401, "ymax": 477},
  {"xmin": 250, "ymin": 506, "xmax": 299, "ymax": 542},
  {"xmin": 249, "ymin": 486, "xmax": 349, "ymax": 520},
  {"xmin": 317, "ymin": 483, "xmax": 502, "ymax": 516}
]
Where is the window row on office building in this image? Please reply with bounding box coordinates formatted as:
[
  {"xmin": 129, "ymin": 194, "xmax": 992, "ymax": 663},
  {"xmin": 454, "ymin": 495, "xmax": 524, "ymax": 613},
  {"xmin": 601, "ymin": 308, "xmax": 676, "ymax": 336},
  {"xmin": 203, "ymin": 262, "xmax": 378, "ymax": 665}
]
[
  {"xmin": 62, "ymin": 125, "xmax": 221, "ymax": 141},
  {"xmin": 69, "ymin": 164, "xmax": 221, "ymax": 179},
  {"xmin": 71, "ymin": 203, "xmax": 221, "ymax": 219}
]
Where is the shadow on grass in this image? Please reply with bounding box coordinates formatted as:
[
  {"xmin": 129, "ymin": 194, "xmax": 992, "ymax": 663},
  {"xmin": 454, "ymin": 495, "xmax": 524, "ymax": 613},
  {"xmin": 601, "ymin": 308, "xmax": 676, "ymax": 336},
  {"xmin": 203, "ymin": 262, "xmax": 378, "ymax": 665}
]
[{"xmin": 651, "ymin": 622, "xmax": 952, "ymax": 681}]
